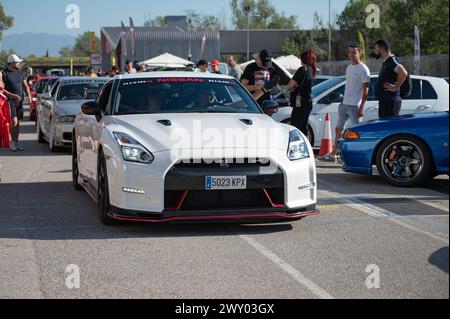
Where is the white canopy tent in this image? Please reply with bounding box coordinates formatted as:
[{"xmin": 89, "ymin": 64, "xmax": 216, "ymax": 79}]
[{"xmin": 138, "ymin": 53, "xmax": 195, "ymax": 68}]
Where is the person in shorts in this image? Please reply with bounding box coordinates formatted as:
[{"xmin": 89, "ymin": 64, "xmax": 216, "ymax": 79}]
[
  {"xmin": 0, "ymin": 55, "xmax": 32, "ymax": 152},
  {"xmin": 331, "ymin": 45, "xmax": 370, "ymax": 160}
]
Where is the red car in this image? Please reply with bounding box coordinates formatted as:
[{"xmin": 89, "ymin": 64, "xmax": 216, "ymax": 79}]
[{"xmin": 30, "ymin": 77, "xmax": 50, "ymax": 121}]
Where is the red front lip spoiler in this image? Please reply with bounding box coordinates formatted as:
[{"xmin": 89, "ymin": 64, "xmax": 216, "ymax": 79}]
[{"xmin": 109, "ymin": 210, "xmax": 320, "ymax": 224}]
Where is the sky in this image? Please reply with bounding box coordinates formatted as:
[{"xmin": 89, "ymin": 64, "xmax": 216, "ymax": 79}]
[{"xmin": 2, "ymin": 0, "xmax": 348, "ymax": 36}]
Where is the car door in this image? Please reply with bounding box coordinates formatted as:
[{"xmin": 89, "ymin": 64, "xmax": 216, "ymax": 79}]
[
  {"xmin": 415, "ymin": 80, "xmax": 438, "ymax": 114},
  {"xmin": 362, "ymin": 77, "xmax": 380, "ymax": 122},
  {"xmin": 43, "ymin": 82, "xmax": 60, "ymax": 136},
  {"xmin": 315, "ymin": 83, "xmax": 345, "ymax": 141},
  {"xmin": 399, "ymin": 78, "xmax": 422, "ymax": 115},
  {"xmin": 83, "ymin": 81, "xmax": 113, "ymax": 187}
]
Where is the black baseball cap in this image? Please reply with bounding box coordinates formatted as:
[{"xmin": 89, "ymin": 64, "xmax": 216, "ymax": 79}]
[{"xmin": 259, "ymin": 49, "xmax": 273, "ymax": 68}]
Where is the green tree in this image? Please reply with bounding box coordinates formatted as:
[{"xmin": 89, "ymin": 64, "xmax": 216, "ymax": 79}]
[
  {"xmin": 144, "ymin": 16, "xmax": 166, "ymax": 27},
  {"xmin": 388, "ymin": 0, "xmax": 449, "ymax": 55},
  {"xmin": 336, "ymin": 0, "xmax": 449, "ymax": 58},
  {"xmin": 231, "ymin": 0, "xmax": 297, "ymax": 29},
  {"xmin": 59, "ymin": 32, "xmax": 100, "ymax": 57},
  {"xmin": 0, "ymin": 2, "xmax": 13, "ymax": 41},
  {"xmin": 282, "ymin": 12, "xmax": 328, "ymax": 61},
  {"xmin": 145, "ymin": 12, "xmax": 224, "ymax": 31},
  {"xmin": 336, "ymin": 0, "xmax": 390, "ymax": 59},
  {"xmin": 0, "ymin": 48, "xmax": 15, "ymax": 67}
]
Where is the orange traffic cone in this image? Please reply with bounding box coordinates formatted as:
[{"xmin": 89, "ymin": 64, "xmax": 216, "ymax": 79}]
[{"xmin": 318, "ymin": 113, "xmax": 333, "ymax": 158}]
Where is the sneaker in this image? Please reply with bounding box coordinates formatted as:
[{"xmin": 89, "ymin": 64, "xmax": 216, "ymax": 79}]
[
  {"xmin": 318, "ymin": 154, "xmax": 337, "ymax": 162},
  {"xmin": 16, "ymin": 145, "xmax": 24, "ymax": 152},
  {"xmin": 10, "ymin": 142, "xmax": 17, "ymax": 152}
]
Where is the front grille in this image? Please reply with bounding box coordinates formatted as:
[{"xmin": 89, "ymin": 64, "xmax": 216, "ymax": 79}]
[
  {"xmin": 165, "ymin": 189, "xmax": 282, "ymax": 211},
  {"xmin": 172, "ymin": 158, "xmax": 272, "ymax": 170},
  {"xmin": 164, "ymin": 158, "xmax": 285, "ymax": 211}
]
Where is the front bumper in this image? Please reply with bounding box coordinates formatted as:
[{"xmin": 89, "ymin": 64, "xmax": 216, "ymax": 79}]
[
  {"xmin": 104, "ymin": 148, "xmax": 318, "ymax": 216},
  {"xmin": 53, "ymin": 122, "xmax": 74, "ymax": 147},
  {"xmin": 108, "ymin": 205, "xmax": 319, "ymax": 224},
  {"xmin": 338, "ymin": 139, "xmax": 375, "ymax": 176}
]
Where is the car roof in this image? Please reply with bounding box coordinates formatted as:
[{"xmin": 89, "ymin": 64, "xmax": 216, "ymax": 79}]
[{"xmin": 114, "ymin": 71, "xmax": 235, "ymax": 81}]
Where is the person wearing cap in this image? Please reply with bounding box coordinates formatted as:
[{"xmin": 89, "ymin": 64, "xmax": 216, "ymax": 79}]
[
  {"xmin": 195, "ymin": 60, "xmax": 209, "ymax": 73},
  {"xmin": 0, "ymin": 54, "xmax": 32, "ymax": 152},
  {"xmin": 210, "ymin": 60, "xmax": 221, "ymax": 74},
  {"xmin": 241, "ymin": 49, "xmax": 279, "ymax": 106}
]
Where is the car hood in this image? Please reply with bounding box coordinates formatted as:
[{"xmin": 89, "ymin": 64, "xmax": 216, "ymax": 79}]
[
  {"xmin": 55, "ymin": 100, "xmax": 88, "ymax": 116},
  {"xmin": 109, "ymin": 113, "xmax": 292, "ymax": 153}
]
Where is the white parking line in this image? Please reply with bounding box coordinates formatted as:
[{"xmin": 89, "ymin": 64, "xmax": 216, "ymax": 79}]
[
  {"xmin": 319, "ymin": 182, "xmax": 449, "ymax": 244},
  {"xmin": 239, "ymin": 234, "xmax": 335, "ymax": 299}
]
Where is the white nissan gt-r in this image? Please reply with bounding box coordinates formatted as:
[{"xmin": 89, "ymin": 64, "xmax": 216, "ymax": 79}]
[{"xmin": 72, "ymin": 72, "xmax": 318, "ymax": 225}]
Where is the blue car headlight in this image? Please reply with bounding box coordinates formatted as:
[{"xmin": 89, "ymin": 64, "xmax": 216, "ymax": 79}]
[
  {"xmin": 113, "ymin": 132, "xmax": 154, "ymax": 164},
  {"xmin": 287, "ymin": 129, "xmax": 310, "ymax": 160}
]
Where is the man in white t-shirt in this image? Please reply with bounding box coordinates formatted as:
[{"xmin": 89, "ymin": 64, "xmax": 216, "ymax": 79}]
[{"xmin": 332, "ymin": 44, "xmax": 370, "ymax": 158}]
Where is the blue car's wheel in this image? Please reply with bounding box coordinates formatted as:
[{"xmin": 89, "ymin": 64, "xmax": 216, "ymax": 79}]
[{"xmin": 376, "ymin": 135, "xmax": 433, "ymax": 187}]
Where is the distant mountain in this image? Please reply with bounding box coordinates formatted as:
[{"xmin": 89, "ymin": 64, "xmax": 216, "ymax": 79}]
[{"xmin": 0, "ymin": 33, "xmax": 76, "ymax": 57}]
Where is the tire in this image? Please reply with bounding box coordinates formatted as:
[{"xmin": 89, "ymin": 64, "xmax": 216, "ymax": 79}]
[
  {"xmin": 376, "ymin": 135, "xmax": 433, "ymax": 187},
  {"xmin": 49, "ymin": 121, "xmax": 60, "ymax": 153},
  {"xmin": 36, "ymin": 118, "xmax": 46, "ymax": 144},
  {"xmin": 97, "ymin": 152, "xmax": 118, "ymax": 225},
  {"xmin": 72, "ymin": 136, "xmax": 84, "ymax": 191}
]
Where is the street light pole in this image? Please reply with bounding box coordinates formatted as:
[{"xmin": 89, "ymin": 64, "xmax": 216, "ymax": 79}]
[
  {"xmin": 328, "ymin": 0, "xmax": 332, "ymax": 62},
  {"xmin": 245, "ymin": 5, "xmax": 251, "ymax": 61}
]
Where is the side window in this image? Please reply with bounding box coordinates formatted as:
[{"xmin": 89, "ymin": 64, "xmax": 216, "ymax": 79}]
[
  {"xmin": 97, "ymin": 82, "xmax": 113, "ymax": 113},
  {"xmin": 405, "ymin": 79, "xmax": 421, "ymax": 100},
  {"xmin": 319, "ymin": 85, "xmax": 345, "ymax": 104},
  {"xmin": 422, "ymin": 80, "xmax": 438, "ymax": 99},
  {"xmin": 368, "ymin": 78, "xmax": 378, "ymax": 101}
]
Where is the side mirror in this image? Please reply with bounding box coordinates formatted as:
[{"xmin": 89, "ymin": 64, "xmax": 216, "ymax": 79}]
[
  {"xmin": 81, "ymin": 101, "xmax": 101, "ymax": 121},
  {"xmin": 41, "ymin": 93, "xmax": 52, "ymax": 100},
  {"xmin": 262, "ymin": 100, "xmax": 279, "ymax": 116},
  {"xmin": 327, "ymin": 92, "xmax": 344, "ymax": 104}
]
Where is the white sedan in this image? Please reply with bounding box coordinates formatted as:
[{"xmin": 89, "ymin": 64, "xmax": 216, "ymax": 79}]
[
  {"xmin": 72, "ymin": 72, "xmax": 319, "ymax": 225},
  {"xmin": 272, "ymin": 75, "xmax": 449, "ymax": 147},
  {"xmin": 37, "ymin": 77, "xmax": 109, "ymax": 151}
]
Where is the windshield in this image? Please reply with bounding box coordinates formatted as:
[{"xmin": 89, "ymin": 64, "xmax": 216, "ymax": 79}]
[
  {"xmin": 57, "ymin": 82, "xmax": 105, "ymax": 101},
  {"xmin": 113, "ymin": 77, "xmax": 261, "ymax": 115},
  {"xmin": 44, "ymin": 78, "xmax": 59, "ymax": 93},
  {"xmin": 311, "ymin": 77, "xmax": 346, "ymax": 99}
]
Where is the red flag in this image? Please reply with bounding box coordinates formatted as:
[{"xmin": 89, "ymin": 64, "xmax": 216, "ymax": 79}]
[{"xmin": 0, "ymin": 90, "xmax": 11, "ymax": 149}]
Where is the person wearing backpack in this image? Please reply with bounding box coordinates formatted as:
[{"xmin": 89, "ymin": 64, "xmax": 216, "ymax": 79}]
[{"xmin": 374, "ymin": 39, "xmax": 409, "ymax": 118}]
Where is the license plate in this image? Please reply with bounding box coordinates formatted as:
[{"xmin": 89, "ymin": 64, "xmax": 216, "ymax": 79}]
[{"xmin": 205, "ymin": 176, "xmax": 247, "ymax": 190}]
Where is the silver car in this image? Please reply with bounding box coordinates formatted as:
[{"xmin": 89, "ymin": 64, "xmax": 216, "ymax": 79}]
[{"xmin": 36, "ymin": 77, "xmax": 109, "ymax": 152}]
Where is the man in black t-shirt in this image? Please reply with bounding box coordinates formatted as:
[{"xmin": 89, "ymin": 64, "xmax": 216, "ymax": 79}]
[
  {"xmin": 374, "ymin": 39, "xmax": 408, "ymax": 118},
  {"xmin": 0, "ymin": 54, "xmax": 32, "ymax": 152},
  {"xmin": 241, "ymin": 49, "xmax": 279, "ymax": 106}
]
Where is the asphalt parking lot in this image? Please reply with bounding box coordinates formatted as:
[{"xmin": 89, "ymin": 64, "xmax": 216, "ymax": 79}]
[{"xmin": 0, "ymin": 107, "xmax": 448, "ymax": 299}]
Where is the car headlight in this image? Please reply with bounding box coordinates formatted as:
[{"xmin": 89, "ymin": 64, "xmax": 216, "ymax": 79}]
[
  {"xmin": 287, "ymin": 129, "xmax": 310, "ymax": 160},
  {"xmin": 113, "ymin": 132, "xmax": 154, "ymax": 164},
  {"xmin": 57, "ymin": 115, "xmax": 75, "ymax": 123}
]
